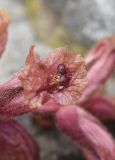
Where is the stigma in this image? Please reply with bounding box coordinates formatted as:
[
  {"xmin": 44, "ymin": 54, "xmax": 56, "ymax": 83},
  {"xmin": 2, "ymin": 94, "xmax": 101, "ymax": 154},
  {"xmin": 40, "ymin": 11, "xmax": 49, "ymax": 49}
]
[{"xmin": 47, "ymin": 64, "xmax": 70, "ymax": 93}]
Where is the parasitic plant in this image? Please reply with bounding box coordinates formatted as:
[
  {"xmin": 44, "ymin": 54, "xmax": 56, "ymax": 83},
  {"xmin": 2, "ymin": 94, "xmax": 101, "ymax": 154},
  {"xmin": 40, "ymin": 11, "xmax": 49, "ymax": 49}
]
[{"xmin": 0, "ymin": 10, "xmax": 115, "ymax": 160}]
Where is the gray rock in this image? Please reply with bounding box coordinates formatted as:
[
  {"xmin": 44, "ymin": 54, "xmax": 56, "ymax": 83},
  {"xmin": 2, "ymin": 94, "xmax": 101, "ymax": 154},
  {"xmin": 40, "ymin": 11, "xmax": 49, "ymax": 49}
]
[
  {"xmin": 44, "ymin": 0, "xmax": 115, "ymax": 46},
  {"xmin": 0, "ymin": 0, "xmax": 51, "ymax": 83}
]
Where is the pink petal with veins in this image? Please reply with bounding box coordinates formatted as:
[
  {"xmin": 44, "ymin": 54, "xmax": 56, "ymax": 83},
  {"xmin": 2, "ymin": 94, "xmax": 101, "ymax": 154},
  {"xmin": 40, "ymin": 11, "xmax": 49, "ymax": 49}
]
[
  {"xmin": 56, "ymin": 106, "xmax": 115, "ymax": 160},
  {"xmin": 86, "ymin": 37, "xmax": 115, "ymax": 66},
  {"xmin": 84, "ymin": 96, "xmax": 115, "ymax": 120},
  {"xmin": 0, "ymin": 120, "xmax": 39, "ymax": 160},
  {"xmin": 0, "ymin": 73, "xmax": 30, "ymax": 119},
  {"xmin": 79, "ymin": 37, "xmax": 115, "ymax": 104}
]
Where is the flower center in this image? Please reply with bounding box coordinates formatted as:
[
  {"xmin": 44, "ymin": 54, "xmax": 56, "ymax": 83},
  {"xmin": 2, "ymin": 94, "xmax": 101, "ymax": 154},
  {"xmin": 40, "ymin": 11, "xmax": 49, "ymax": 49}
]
[{"xmin": 47, "ymin": 64, "xmax": 70, "ymax": 93}]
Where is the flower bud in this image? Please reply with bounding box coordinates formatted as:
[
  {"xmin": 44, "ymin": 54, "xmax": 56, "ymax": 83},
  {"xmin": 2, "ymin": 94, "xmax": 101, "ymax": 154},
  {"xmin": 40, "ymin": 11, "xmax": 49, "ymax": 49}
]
[
  {"xmin": 84, "ymin": 96, "xmax": 115, "ymax": 120},
  {"xmin": 56, "ymin": 106, "xmax": 115, "ymax": 160},
  {"xmin": 0, "ymin": 120, "xmax": 39, "ymax": 160},
  {"xmin": 79, "ymin": 37, "xmax": 115, "ymax": 104},
  {"xmin": 0, "ymin": 73, "xmax": 30, "ymax": 119}
]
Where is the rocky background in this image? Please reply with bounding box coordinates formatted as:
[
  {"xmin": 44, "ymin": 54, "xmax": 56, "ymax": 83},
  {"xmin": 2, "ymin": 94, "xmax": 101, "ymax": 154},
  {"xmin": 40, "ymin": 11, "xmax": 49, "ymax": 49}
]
[
  {"xmin": 42, "ymin": 0, "xmax": 115, "ymax": 46},
  {"xmin": 0, "ymin": 0, "xmax": 115, "ymax": 160}
]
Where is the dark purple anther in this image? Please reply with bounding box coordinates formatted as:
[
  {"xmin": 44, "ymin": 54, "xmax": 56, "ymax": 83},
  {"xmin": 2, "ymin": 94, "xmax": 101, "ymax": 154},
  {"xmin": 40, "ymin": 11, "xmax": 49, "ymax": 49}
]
[
  {"xmin": 57, "ymin": 64, "xmax": 66, "ymax": 74},
  {"xmin": 59, "ymin": 75, "xmax": 67, "ymax": 85},
  {"xmin": 59, "ymin": 75, "xmax": 70, "ymax": 87}
]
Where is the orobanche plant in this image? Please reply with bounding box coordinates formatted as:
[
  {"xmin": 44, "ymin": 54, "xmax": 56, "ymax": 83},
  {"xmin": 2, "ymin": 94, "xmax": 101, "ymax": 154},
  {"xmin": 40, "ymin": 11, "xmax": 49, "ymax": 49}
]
[{"xmin": 0, "ymin": 10, "xmax": 115, "ymax": 160}]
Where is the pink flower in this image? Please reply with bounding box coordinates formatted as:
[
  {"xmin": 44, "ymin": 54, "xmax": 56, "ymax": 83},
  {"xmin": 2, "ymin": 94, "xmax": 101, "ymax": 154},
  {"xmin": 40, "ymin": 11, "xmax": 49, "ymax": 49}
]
[{"xmin": 19, "ymin": 46, "xmax": 87, "ymax": 109}]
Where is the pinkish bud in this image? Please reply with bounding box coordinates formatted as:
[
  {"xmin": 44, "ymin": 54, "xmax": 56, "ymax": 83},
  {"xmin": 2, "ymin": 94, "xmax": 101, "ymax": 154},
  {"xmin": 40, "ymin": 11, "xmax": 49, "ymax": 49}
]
[
  {"xmin": 0, "ymin": 120, "xmax": 39, "ymax": 160},
  {"xmin": 84, "ymin": 96, "xmax": 115, "ymax": 120},
  {"xmin": 79, "ymin": 37, "xmax": 115, "ymax": 104},
  {"xmin": 86, "ymin": 37, "xmax": 115, "ymax": 66},
  {"xmin": 0, "ymin": 10, "xmax": 9, "ymax": 58},
  {"xmin": 56, "ymin": 106, "xmax": 115, "ymax": 160},
  {"xmin": 19, "ymin": 46, "xmax": 87, "ymax": 110},
  {"xmin": 0, "ymin": 73, "xmax": 30, "ymax": 119}
]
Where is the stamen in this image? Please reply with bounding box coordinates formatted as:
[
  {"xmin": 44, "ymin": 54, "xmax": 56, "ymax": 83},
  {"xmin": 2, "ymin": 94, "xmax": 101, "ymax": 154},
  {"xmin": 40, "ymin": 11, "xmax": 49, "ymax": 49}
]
[
  {"xmin": 47, "ymin": 64, "xmax": 70, "ymax": 93},
  {"xmin": 57, "ymin": 64, "xmax": 66, "ymax": 74}
]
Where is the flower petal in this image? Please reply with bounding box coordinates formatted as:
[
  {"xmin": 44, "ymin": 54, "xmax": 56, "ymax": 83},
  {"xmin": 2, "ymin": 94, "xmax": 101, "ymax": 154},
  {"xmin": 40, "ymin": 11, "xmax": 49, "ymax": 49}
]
[
  {"xmin": 86, "ymin": 37, "xmax": 115, "ymax": 66},
  {"xmin": 52, "ymin": 78, "xmax": 87, "ymax": 105},
  {"xmin": 25, "ymin": 45, "xmax": 40, "ymax": 65},
  {"xmin": 56, "ymin": 106, "xmax": 115, "ymax": 160},
  {"xmin": 0, "ymin": 73, "xmax": 30, "ymax": 119},
  {"xmin": 47, "ymin": 47, "xmax": 68, "ymax": 69},
  {"xmin": 47, "ymin": 47, "xmax": 85, "ymax": 71},
  {"xmin": 19, "ymin": 46, "xmax": 50, "ymax": 109},
  {"xmin": 79, "ymin": 37, "xmax": 115, "ymax": 104},
  {"xmin": 0, "ymin": 120, "xmax": 39, "ymax": 160},
  {"xmin": 84, "ymin": 96, "xmax": 115, "ymax": 120}
]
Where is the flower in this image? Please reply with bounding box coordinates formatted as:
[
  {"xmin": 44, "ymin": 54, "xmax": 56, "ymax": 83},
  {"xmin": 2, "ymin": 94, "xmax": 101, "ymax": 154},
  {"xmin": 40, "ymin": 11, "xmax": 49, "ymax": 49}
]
[
  {"xmin": 19, "ymin": 46, "xmax": 87, "ymax": 109},
  {"xmin": 56, "ymin": 105, "xmax": 115, "ymax": 160}
]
